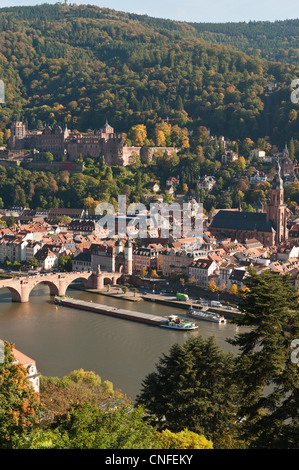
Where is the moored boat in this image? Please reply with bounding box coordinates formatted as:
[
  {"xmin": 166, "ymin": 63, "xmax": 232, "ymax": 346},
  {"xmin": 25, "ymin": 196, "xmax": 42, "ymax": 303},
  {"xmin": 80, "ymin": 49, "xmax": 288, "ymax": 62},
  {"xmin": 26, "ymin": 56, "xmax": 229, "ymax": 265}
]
[
  {"xmin": 187, "ymin": 307, "xmax": 226, "ymax": 324},
  {"xmin": 160, "ymin": 314, "xmax": 198, "ymax": 330}
]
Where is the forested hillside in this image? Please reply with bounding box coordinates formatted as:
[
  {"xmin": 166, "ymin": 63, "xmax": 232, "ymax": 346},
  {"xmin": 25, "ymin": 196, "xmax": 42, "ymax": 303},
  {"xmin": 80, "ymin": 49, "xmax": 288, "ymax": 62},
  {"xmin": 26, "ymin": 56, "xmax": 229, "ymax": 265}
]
[
  {"xmin": 0, "ymin": 3, "xmax": 299, "ymax": 145},
  {"xmin": 190, "ymin": 20, "xmax": 299, "ymax": 66}
]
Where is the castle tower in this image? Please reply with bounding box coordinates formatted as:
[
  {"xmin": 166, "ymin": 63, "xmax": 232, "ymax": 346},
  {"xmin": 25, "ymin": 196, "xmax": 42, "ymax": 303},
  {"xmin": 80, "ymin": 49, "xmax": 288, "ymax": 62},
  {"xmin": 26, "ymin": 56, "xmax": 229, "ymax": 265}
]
[
  {"xmin": 266, "ymin": 158, "xmax": 288, "ymax": 244},
  {"xmin": 10, "ymin": 121, "xmax": 27, "ymax": 149},
  {"xmin": 124, "ymin": 240, "xmax": 133, "ymax": 275}
]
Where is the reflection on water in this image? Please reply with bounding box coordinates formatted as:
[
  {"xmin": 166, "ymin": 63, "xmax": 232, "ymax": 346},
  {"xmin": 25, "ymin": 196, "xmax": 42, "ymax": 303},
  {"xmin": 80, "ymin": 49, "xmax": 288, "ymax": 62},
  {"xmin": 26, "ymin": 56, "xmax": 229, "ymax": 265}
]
[{"xmin": 0, "ymin": 284, "xmax": 243, "ymax": 400}]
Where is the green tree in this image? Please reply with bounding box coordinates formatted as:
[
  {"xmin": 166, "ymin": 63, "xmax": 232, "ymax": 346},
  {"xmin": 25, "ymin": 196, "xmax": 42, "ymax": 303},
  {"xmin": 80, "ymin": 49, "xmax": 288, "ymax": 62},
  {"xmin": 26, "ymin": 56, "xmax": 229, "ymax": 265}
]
[
  {"xmin": 58, "ymin": 255, "xmax": 72, "ymax": 271},
  {"xmin": 136, "ymin": 336, "xmax": 241, "ymax": 448},
  {"xmin": 51, "ymin": 402, "xmax": 158, "ymax": 449},
  {"xmin": 44, "ymin": 152, "xmax": 54, "ymax": 163},
  {"xmin": 229, "ymin": 267, "xmax": 299, "ymax": 449},
  {"xmin": 55, "ymin": 215, "xmax": 71, "ymax": 224},
  {"xmin": 14, "ymin": 187, "xmax": 26, "ymax": 207},
  {"xmin": 133, "ymin": 287, "xmax": 138, "ymax": 297},
  {"xmin": 289, "ymin": 138, "xmax": 295, "ymax": 160},
  {"xmin": 28, "ymin": 257, "xmax": 38, "ymax": 267},
  {"xmin": 6, "ymin": 215, "xmax": 16, "ymax": 227}
]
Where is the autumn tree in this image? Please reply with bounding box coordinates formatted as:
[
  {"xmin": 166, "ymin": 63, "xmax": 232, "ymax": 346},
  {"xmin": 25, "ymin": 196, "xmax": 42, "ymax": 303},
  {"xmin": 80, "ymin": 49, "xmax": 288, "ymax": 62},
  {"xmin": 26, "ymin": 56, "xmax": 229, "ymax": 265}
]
[
  {"xmin": 219, "ymin": 281, "xmax": 227, "ymax": 292},
  {"xmin": 150, "ymin": 269, "xmax": 159, "ymax": 278},
  {"xmin": 158, "ymin": 428, "xmax": 213, "ymax": 449},
  {"xmin": 0, "ymin": 341, "xmax": 41, "ymax": 448},
  {"xmin": 140, "ymin": 267, "xmax": 147, "ymax": 278},
  {"xmin": 39, "ymin": 369, "xmax": 128, "ymax": 426},
  {"xmin": 208, "ymin": 280, "xmax": 218, "ymax": 292},
  {"xmin": 127, "ymin": 124, "xmax": 147, "ymax": 146},
  {"xmin": 234, "ymin": 156, "xmax": 246, "ymax": 173},
  {"xmin": 229, "ymin": 284, "xmax": 238, "ymax": 296},
  {"xmin": 83, "ymin": 196, "xmax": 99, "ymax": 213}
]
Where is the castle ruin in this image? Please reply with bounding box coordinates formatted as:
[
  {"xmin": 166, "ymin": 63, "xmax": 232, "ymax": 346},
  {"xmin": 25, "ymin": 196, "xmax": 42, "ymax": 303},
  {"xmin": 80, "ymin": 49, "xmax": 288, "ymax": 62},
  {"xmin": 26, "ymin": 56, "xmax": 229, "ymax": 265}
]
[{"xmin": 9, "ymin": 121, "xmax": 177, "ymax": 166}]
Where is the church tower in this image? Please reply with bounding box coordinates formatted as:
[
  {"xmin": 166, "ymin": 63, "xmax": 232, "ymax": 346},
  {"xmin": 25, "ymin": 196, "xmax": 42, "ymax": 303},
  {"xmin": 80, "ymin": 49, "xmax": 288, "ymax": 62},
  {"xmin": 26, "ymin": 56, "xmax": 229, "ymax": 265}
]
[{"xmin": 266, "ymin": 158, "xmax": 288, "ymax": 244}]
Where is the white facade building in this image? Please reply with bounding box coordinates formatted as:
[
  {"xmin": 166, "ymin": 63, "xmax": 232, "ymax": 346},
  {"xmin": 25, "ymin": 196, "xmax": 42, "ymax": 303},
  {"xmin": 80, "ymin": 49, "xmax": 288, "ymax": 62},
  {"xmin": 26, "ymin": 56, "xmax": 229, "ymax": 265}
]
[{"xmin": 13, "ymin": 346, "xmax": 40, "ymax": 394}]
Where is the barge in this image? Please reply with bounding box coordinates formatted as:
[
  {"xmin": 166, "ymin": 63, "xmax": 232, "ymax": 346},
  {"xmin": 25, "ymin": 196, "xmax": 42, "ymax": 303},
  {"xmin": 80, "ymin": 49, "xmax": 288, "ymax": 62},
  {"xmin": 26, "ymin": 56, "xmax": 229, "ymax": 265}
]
[
  {"xmin": 54, "ymin": 296, "xmax": 198, "ymax": 331},
  {"xmin": 187, "ymin": 307, "xmax": 226, "ymax": 324}
]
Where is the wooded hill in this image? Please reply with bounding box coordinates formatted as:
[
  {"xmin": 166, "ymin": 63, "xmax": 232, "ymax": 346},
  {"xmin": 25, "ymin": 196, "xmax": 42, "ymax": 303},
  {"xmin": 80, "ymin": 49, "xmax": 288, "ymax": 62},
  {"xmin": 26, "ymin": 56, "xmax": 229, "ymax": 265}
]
[{"xmin": 0, "ymin": 3, "xmax": 299, "ymax": 145}]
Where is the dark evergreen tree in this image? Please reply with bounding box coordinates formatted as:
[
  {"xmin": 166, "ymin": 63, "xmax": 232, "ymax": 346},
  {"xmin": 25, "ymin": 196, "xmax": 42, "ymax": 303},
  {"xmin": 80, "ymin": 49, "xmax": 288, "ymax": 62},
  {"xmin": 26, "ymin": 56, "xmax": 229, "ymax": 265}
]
[
  {"xmin": 228, "ymin": 267, "xmax": 299, "ymax": 449},
  {"xmin": 136, "ymin": 336, "xmax": 242, "ymax": 448}
]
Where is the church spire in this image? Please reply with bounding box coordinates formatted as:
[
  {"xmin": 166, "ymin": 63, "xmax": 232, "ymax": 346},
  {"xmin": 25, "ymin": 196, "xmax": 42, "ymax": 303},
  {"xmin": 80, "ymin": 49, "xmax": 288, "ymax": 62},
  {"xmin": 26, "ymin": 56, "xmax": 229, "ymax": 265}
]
[
  {"xmin": 266, "ymin": 156, "xmax": 288, "ymax": 244},
  {"xmin": 283, "ymin": 142, "xmax": 289, "ymax": 156},
  {"xmin": 274, "ymin": 157, "xmax": 283, "ymax": 190}
]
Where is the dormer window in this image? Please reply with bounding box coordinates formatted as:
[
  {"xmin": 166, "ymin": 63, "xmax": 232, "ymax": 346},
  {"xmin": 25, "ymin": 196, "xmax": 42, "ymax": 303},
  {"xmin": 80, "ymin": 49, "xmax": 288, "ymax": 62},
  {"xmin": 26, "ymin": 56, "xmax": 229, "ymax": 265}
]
[{"xmin": 27, "ymin": 364, "xmax": 36, "ymax": 375}]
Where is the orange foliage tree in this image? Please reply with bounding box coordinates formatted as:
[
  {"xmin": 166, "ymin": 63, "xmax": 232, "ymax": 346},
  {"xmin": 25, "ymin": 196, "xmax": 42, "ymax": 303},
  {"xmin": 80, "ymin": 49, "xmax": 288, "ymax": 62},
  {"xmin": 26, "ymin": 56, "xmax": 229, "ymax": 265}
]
[{"xmin": 0, "ymin": 341, "xmax": 41, "ymax": 448}]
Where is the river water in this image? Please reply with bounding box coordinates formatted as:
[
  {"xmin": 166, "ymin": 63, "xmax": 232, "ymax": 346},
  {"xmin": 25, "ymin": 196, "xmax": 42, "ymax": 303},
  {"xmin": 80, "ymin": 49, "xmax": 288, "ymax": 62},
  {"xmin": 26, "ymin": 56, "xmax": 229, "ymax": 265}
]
[{"xmin": 0, "ymin": 284, "xmax": 244, "ymax": 400}]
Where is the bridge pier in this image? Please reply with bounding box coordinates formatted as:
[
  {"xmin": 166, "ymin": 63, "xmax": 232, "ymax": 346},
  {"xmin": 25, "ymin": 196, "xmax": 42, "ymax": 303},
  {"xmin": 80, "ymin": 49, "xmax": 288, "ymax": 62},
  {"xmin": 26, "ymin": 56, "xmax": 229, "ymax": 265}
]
[
  {"xmin": 58, "ymin": 275, "xmax": 67, "ymax": 297},
  {"xmin": 95, "ymin": 274, "xmax": 104, "ymax": 290},
  {"xmin": 20, "ymin": 280, "xmax": 30, "ymax": 303}
]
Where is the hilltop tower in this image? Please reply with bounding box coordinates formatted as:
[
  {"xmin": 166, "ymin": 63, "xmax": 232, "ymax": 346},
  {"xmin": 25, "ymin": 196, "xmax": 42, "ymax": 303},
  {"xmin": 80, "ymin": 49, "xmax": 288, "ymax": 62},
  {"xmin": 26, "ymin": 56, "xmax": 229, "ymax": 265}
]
[{"xmin": 266, "ymin": 158, "xmax": 288, "ymax": 244}]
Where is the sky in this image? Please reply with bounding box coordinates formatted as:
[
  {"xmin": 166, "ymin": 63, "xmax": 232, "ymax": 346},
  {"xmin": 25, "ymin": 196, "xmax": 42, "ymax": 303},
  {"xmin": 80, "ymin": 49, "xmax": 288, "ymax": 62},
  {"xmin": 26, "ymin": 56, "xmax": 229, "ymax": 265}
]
[{"xmin": 0, "ymin": 0, "xmax": 299, "ymax": 23}]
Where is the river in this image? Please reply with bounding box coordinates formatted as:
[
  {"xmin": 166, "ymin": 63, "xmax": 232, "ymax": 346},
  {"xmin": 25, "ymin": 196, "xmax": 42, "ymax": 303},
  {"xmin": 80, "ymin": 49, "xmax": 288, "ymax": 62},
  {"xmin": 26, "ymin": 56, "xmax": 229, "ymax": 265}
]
[{"xmin": 0, "ymin": 283, "xmax": 244, "ymax": 400}]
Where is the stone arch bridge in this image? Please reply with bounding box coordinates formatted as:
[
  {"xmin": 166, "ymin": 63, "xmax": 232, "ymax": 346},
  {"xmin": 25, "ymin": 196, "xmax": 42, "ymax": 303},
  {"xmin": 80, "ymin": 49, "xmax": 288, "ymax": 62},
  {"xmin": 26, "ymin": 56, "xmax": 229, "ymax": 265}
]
[{"xmin": 0, "ymin": 270, "xmax": 123, "ymax": 303}]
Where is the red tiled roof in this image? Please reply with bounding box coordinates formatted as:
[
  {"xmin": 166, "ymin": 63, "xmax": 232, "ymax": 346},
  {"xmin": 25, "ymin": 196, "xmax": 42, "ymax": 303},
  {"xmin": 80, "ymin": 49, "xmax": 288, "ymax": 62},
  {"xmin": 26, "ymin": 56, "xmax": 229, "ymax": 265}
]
[{"xmin": 12, "ymin": 347, "xmax": 35, "ymax": 368}]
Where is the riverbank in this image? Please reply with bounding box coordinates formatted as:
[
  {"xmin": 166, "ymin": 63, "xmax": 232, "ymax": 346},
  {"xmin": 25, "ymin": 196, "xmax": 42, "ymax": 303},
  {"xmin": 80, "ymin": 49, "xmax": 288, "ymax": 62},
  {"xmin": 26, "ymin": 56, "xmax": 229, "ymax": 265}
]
[{"xmin": 69, "ymin": 285, "xmax": 242, "ymax": 321}]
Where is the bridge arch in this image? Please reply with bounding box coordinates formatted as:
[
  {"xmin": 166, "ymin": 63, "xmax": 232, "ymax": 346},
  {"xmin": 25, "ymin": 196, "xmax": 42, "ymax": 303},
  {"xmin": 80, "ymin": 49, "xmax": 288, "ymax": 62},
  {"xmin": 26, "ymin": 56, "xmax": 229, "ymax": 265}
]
[
  {"xmin": 64, "ymin": 275, "xmax": 90, "ymax": 292},
  {"xmin": 0, "ymin": 285, "xmax": 22, "ymax": 302},
  {"xmin": 29, "ymin": 280, "xmax": 59, "ymax": 298}
]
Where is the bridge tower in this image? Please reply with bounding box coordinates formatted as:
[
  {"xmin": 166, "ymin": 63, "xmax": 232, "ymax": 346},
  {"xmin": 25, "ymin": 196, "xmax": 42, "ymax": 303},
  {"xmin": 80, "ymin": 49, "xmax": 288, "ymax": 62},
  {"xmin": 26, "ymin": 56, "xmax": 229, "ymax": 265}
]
[
  {"xmin": 95, "ymin": 264, "xmax": 104, "ymax": 290},
  {"xmin": 124, "ymin": 240, "xmax": 133, "ymax": 275}
]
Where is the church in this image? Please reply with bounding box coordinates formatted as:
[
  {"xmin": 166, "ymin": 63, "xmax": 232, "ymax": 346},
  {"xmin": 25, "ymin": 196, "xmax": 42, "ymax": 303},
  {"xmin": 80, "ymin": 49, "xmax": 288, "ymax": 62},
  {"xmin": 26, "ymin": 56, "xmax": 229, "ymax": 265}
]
[{"xmin": 209, "ymin": 160, "xmax": 288, "ymax": 247}]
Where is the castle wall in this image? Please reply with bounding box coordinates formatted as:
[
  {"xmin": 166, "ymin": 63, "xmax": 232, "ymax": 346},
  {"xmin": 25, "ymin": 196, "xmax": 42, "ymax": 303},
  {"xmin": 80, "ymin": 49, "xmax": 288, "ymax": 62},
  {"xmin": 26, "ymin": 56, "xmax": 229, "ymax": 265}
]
[
  {"xmin": 140, "ymin": 146, "xmax": 177, "ymax": 164},
  {"xmin": 122, "ymin": 146, "xmax": 141, "ymax": 166}
]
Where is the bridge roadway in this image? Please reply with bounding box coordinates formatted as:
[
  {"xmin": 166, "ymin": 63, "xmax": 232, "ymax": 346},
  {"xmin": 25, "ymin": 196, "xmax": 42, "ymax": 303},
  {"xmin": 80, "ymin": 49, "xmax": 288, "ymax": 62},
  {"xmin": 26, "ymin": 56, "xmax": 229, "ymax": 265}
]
[{"xmin": 0, "ymin": 269, "xmax": 123, "ymax": 302}]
